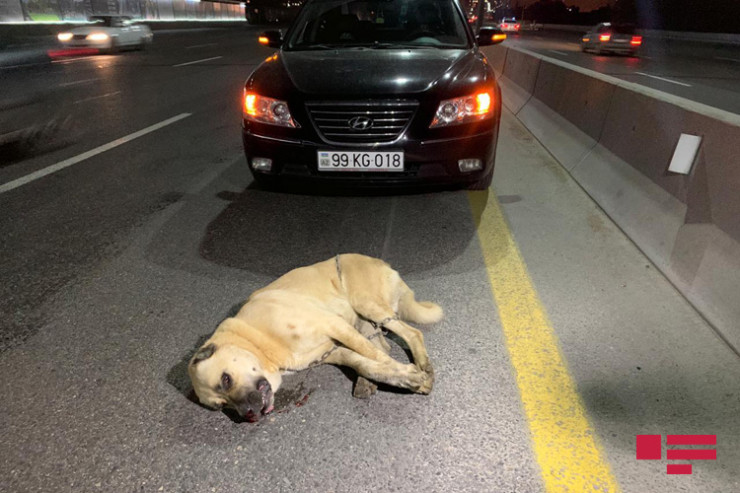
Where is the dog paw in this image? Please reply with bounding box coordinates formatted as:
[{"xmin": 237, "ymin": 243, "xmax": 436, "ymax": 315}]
[
  {"xmin": 418, "ymin": 359, "xmax": 434, "ymax": 377},
  {"xmin": 408, "ymin": 367, "xmax": 434, "ymax": 395},
  {"xmin": 353, "ymin": 377, "xmax": 377, "ymax": 399},
  {"xmin": 417, "ymin": 369, "xmax": 434, "ymax": 395}
]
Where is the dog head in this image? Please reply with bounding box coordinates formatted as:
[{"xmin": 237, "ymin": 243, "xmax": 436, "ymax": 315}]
[{"xmin": 188, "ymin": 334, "xmax": 282, "ymax": 422}]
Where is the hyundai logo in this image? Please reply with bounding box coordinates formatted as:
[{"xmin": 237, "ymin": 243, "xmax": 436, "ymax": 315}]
[{"xmin": 348, "ymin": 116, "xmax": 373, "ymax": 130}]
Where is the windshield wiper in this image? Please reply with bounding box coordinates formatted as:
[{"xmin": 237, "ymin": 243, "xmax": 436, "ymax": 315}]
[{"xmin": 290, "ymin": 44, "xmax": 341, "ymax": 51}]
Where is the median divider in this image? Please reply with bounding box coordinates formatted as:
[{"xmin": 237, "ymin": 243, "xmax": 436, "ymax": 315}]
[{"xmin": 483, "ymin": 43, "xmax": 740, "ymax": 351}]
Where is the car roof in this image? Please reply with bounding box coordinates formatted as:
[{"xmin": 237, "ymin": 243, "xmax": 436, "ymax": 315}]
[{"xmin": 88, "ymin": 15, "xmax": 131, "ymax": 19}]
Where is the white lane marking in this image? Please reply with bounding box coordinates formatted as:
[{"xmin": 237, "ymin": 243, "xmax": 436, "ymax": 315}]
[
  {"xmin": 53, "ymin": 56, "xmax": 107, "ymax": 64},
  {"xmin": 73, "ymin": 91, "xmax": 122, "ymax": 104},
  {"xmin": 59, "ymin": 78, "xmax": 100, "ymax": 87},
  {"xmin": 186, "ymin": 43, "xmax": 218, "ymax": 49},
  {"xmin": 716, "ymin": 56, "xmax": 740, "ymax": 63},
  {"xmin": 0, "ymin": 62, "xmax": 48, "ymax": 70},
  {"xmin": 634, "ymin": 72, "xmax": 692, "ymax": 87},
  {"xmin": 173, "ymin": 56, "xmax": 222, "ymax": 67},
  {"xmin": 548, "ymin": 49, "xmax": 570, "ymax": 56},
  {"xmin": 0, "ymin": 113, "xmax": 192, "ymax": 195}
]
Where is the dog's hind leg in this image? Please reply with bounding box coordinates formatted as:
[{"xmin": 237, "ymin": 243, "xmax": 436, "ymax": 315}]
[
  {"xmin": 352, "ymin": 300, "xmax": 433, "ymax": 376},
  {"xmin": 324, "ymin": 347, "xmax": 432, "ymax": 394},
  {"xmin": 353, "ymin": 319, "xmax": 390, "ymax": 398}
]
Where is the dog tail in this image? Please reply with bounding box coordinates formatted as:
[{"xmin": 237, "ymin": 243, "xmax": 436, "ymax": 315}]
[{"xmin": 398, "ymin": 282, "xmax": 444, "ymax": 325}]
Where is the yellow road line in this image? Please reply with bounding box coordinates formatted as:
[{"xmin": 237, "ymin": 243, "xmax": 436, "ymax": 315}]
[{"xmin": 468, "ymin": 191, "xmax": 621, "ymax": 493}]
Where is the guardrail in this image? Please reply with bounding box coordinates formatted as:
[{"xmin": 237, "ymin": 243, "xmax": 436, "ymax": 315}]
[{"xmin": 483, "ymin": 43, "xmax": 740, "ymax": 350}]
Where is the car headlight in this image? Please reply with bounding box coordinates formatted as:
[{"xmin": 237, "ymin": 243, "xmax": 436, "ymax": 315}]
[
  {"xmin": 87, "ymin": 32, "xmax": 109, "ymax": 41},
  {"xmin": 243, "ymin": 91, "xmax": 298, "ymax": 128},
  {"xmin": 58, "ymin": 32, "xmax": 73, "ymax": 42},
  {"xmin": 430, "ymin": 91, "xmax": 494, "ymax": 128}
]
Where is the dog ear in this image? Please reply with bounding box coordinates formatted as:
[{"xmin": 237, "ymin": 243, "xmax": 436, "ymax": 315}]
[{"xmin": 190, "ymin": 343, "xmax": 216, "ymax": 365}]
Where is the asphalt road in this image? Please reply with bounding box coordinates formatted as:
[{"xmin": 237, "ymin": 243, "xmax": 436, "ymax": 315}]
[
  {"xmin": 506, "ymin": 29, "xmax": 740, "ymax": 115},
  {"xmin": 1, "ymin": 26, "xmax": 740, "ymax": 493}
]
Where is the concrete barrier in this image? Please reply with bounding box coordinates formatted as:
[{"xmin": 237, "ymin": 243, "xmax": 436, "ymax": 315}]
[
  {"xmin": 500, "ymin": 48, "xmax": 540, "ymax": 113},
  {"xmin": 483, "ymin": 43, "xmax": 740, "ymax": 351}
]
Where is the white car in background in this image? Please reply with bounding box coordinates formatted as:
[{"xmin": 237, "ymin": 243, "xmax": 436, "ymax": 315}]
[
  {"xmin": 57, "ymin": 15, "xmax": 153, "ymax": 52},
  {"xmin": 499, "ymin": 17, "xmax": 520, "ymax": 33}
]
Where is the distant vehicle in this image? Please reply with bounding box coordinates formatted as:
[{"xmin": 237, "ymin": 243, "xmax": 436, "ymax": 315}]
[
  {"xmin": 245, "ymin": 0, "xmax": 304, "ymax": 25},
  {"xmin": 56, "ymin": 16, "xmax": 153, "ymax": 53},
  {"xmin": 245, "ymin": 0, "xmax": 505, "ymax": 190},
  {"xmin": 499, "ymin": 18, "xmax": 520, "ymax": 33},
  {"xmin": 467, "ymin": 11, "xmax": 496, "ymax": 25},
  {"xmin": 581, "ymin": 22, "xmax": 642, "ymax": 56}
]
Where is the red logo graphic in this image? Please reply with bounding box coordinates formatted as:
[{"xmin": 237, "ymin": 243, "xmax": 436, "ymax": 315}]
[{"xmin": 636, "ymin": 435, "xmax": 717, "ymax": 474}]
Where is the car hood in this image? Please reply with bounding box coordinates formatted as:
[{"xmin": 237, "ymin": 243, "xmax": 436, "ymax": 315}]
[{"xmin": 276, "ymin": 48, "xmax": 472, "ymax": 95}]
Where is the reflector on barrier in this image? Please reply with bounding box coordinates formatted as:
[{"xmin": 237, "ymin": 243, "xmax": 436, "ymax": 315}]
[{"xmin": 668, "ymin": 133, "xmax": 702, "ymax": 175}]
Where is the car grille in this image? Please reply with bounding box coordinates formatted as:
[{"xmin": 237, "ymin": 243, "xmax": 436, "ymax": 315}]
[
  {"xmin": 306, "ymin": 100, "xmax": 417, "ymax": 145},
  {"xmin": 73, "ymin": 34, "xmax": 87, "ymax": 40}
]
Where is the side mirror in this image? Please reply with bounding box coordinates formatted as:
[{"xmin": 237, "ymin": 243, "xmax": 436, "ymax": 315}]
[
  {"xmin": 477, "ymin": 27, "xmax": 507, "ymax": 46},
  {"xmin": 258, "ymin": 30, "xmax": 282, "ymax": 48}
]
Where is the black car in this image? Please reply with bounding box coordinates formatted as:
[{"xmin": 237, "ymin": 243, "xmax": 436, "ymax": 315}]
[{"xmin": 243, "ymin": 0, "xmax": 505, "ymax": 189}]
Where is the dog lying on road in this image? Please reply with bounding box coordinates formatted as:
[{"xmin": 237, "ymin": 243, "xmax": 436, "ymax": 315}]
[{"xmin": 188, "ymin": 254, "xmax": 443, "ymax": 422}]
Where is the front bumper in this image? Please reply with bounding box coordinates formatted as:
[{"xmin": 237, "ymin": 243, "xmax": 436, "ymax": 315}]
[
  {"xmin": 242, "ymin": 126, "xmax": 499, "ymax": 189},
  {"xmin": 58, "ymin": 39, "xmax": 113, "ymax": 50}
]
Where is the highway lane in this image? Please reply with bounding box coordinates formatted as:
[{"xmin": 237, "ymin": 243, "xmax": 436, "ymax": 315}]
[
  {"xmin": 1, "ymin": 26, "xmax": 272, "ymax": 349},
  {"xmin": 1, "ymin": 27, "xmax": 739, "ymax": 493},
  {"xmin": 505, "ymin": 30, "xmax": 740, "ymax": 115}
]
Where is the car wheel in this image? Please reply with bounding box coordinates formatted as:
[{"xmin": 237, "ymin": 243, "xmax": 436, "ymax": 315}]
[
  {"xmin": 467, "ymin": 171, "xmax": 493, "ymax": 191},
  {"xmin": 107, "ymin": 38, "xmax": 119, "ymax": 54}
]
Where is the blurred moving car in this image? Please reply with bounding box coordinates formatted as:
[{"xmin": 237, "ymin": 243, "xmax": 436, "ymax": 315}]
[
  {"xmin": 499, "ymin": 17, "xmax": 520, "ymax": 33},
  {"xmin": 244, "ymin": 0, "xmax": 505, "ymax": 190},
  {"xmin": 581, "ymin": 22, "xmax": 641, "ymax": 56},
  {"xmin": 56, "ymin": 16, "xmax": 153, "ymax": 52}
]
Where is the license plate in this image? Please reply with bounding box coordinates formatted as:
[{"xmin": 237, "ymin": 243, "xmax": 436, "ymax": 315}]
[{"xmin": 317, "ymin": 151, "xmax": 404, "ymax": 172}]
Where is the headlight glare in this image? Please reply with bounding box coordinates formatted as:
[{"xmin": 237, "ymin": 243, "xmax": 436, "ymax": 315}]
[
  {"xmin": 87, "ymin": 32, "xmax": 109, "ymax": 41},
  {"xmin": 243, "ymin": 91, "xmax": 298, "ymax": 128},
  {"xmin": 430, "ymin": 91, "xmax": 494, "ymax": 128},
  {"xmin": 58, "ymin": 32, "xmax": 73, "ymax": 42}
]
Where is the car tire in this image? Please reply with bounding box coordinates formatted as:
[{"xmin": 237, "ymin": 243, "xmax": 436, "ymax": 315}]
[
  {"xmin": 248, "ymin": 169, "xmax": 275, "ymax": 190},
  {"xmin": 108, "ymin": 38, "xmax": 119, "ymax": 54},
  {"xmin": 467, "ymin": 171, "xmax": 493, "ymax": 190}
]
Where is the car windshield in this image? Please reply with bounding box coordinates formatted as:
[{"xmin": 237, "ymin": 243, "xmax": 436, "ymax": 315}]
[
  {"xmin": 285, "ymin": 0, "xmax": 470, "ymax": 50},
  {"xmin": 88, "ymin": 16, "xmax": 126, "ymax": 27}
]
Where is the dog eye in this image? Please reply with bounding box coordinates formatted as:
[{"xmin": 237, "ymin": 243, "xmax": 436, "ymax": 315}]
[{"xmin": 221, "ymin": 373, "xmax": 232, "ymax": 391}]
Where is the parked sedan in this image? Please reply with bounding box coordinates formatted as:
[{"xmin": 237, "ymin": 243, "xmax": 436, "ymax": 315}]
[
  {"xmin": 244, "ymin": 0, "xmax": 504, "ymax": 190},
  {"xmin": 57, "ymin": 16, "xmax": 153, "ymax": 52},
  {"xmin": 581, "ymin": 22, "xmax": 642, "ymax": 56}
]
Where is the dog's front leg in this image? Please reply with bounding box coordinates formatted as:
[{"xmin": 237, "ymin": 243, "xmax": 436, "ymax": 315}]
[
  {"xmin": 324, "ymin": 347, "xmax": 433, "ymax": 395},
  {"xmin": 353, "ymin": 319, "xmax": 390, "ymax": 398}
]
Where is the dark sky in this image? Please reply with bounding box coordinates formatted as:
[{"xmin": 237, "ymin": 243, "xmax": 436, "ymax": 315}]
[{"xmin": 519, "ymin": 0, "xmax": 612, "ymax": 12}]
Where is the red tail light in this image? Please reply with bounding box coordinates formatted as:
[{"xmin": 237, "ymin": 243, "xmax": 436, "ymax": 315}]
[
  {"xmin": 631, "ymin": 36, "xmax": 643, "ymax": 46},
  {"xmin": 515, "ymin": 24, "xmax": 520, "ymax": 29},
  {"xmin": 599, "ymin": 33, "xmax": 611, "ymax": 42}
]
